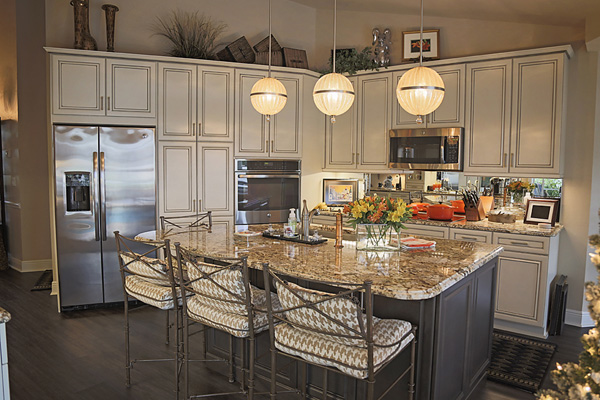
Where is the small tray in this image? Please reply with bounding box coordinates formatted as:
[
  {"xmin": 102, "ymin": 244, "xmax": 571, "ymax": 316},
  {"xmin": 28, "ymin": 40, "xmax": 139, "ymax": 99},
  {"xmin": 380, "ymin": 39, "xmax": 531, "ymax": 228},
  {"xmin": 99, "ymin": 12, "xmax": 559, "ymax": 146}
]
[{"xmin": 262, "ymin": 232, "xmax": 327, "ymax": 245}]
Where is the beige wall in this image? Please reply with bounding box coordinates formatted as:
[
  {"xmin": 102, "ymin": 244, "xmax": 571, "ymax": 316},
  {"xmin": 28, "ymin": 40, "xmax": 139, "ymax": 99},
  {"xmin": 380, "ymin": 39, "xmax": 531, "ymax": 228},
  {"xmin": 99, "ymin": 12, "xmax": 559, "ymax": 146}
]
[
  {"xmin": 45, "ymin": 0, "xmax": 318, "ymax": 67},
  {"xmin": 314, "ymin": 9, "xmax": 583, "ymax": 70}
]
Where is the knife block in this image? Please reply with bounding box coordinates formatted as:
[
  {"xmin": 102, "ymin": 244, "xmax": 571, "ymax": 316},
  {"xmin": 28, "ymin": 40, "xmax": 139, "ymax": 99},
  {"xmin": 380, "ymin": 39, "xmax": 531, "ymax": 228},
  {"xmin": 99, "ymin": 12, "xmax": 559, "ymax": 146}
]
[{"xmin": 465, "ymin": 199, "xmax": 487, "ymax": 221}]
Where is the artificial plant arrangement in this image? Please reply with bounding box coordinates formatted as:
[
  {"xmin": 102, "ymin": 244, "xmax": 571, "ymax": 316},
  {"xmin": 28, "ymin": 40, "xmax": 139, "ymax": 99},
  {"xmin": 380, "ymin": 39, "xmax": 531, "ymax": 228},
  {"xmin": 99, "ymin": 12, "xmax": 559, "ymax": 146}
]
[
  {"xmin": 538, "ymin": 232, "xmax": 600, "ymax": 399},
  {"xmin": 320, "ymin": 47, "xmax": 381, "ymax": 75},
  {"xmin": 154, "ymin": 11, "xmax": 227, "ymax": 59}
]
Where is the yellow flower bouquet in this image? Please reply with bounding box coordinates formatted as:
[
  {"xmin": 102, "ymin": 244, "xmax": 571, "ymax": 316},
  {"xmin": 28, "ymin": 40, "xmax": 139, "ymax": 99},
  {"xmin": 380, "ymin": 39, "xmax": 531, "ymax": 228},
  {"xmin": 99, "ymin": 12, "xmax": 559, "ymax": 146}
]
[{"xmin": 343, "ymin": 195, "xmax": 413, "ymax": 250}]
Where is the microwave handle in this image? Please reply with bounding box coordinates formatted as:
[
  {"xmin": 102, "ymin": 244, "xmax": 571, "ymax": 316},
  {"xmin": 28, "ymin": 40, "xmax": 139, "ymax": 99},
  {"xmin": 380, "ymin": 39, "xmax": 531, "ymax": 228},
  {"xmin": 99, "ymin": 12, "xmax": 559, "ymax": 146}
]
[
  {"xmin": 440, "ymin": 144, "xmax": 445, "ymax": 164},
  {"xmin": 237, "ymin": 174, "xmax": 300, "ymax": 179}
]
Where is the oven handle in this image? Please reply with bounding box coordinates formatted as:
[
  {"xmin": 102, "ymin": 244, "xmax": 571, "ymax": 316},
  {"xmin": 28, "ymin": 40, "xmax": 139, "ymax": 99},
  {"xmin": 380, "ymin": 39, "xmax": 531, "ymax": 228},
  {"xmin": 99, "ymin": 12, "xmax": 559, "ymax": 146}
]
[{"xmin": 237, "ymin": 174, "xmax": 300, "ymax": 179}]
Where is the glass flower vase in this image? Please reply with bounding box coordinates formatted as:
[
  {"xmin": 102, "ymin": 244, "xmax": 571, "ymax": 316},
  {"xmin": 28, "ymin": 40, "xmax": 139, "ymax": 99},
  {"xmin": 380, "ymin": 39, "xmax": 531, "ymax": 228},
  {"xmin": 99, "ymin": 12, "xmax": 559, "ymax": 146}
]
[
  {"xmin": 511, "ymin": 191, "xmax": 525, "ymax": 206},
  {"xmin": 356, "ymin": 224, "xmax": 401, "ymax": 251}
]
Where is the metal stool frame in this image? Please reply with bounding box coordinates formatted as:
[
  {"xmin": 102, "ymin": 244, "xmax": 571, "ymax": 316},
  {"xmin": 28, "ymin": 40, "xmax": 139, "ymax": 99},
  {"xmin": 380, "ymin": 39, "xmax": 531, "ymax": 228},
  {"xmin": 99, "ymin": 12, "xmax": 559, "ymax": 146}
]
[
  {"xmin": 160, "ymin": 212, "xmax": 213, "ymax": 233},
  {"xmin": 175, "ymin": 244, "xmax": 260, "ymax": 399},
  {"xmin": 114, "ymin": 231, "xmax": 183, "ymax": 399},
  {"xmin": 262, "ymin": 263, "xmax": 417, "ymax": 400}
]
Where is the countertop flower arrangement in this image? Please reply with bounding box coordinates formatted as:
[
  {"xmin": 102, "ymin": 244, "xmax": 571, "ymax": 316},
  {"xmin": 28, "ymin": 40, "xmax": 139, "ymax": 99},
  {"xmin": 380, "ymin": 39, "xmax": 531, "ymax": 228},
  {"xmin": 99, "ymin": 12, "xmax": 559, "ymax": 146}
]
[
  {"xmin": 507, "ymin": 180, "xmax": 535, "ymax": 193},
  {"xmin": 342, "ymin": 195, "xmax": 413, "ymax": 230}
]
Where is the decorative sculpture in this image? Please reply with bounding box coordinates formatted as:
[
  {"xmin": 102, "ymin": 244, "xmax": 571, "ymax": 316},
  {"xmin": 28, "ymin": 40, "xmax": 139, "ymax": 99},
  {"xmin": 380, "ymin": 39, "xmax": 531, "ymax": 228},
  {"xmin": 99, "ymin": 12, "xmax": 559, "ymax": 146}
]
[
  {"xmin": 372, "ymin": 28, "xmax": 391, "ymax": 67},
  {"xmin": 71, "ymin": 0, "xmax": 97, "ymax": 50},
  {"xmin": 102, "ymin": 4, "xmax": 119, "ymax": 52}
]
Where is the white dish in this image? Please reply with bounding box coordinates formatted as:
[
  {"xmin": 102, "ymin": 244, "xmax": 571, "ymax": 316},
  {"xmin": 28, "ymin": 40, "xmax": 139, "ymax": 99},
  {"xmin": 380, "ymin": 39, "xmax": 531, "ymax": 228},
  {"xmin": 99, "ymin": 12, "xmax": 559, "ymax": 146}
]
[{"xmin": 234, "ymin": 230, "xmax": 262, "ymax": 237}]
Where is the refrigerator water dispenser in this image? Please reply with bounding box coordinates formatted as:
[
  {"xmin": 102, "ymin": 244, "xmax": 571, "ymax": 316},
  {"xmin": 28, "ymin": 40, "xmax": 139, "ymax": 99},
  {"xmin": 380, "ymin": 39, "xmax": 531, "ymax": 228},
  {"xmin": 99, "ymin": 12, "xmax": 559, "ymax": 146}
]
[{"xmin": 65, "ymin": 172, "xmax": 90, "ymax": 212}]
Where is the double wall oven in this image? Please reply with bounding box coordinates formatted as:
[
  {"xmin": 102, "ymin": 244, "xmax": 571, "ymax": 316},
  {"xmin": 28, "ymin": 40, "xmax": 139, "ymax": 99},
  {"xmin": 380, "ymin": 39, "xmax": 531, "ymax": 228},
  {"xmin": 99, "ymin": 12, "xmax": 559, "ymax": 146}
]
[{"xmin": 235, "ymin": 159, "xmax": 301, "ymax": 225}]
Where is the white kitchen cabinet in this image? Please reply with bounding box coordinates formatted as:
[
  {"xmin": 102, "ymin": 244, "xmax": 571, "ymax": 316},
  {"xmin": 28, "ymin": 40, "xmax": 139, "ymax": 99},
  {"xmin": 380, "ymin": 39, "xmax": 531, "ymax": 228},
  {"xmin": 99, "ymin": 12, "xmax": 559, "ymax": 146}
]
[
  {"xmin": 234, "ymin": 69, "xmax": 302, "ymax": 158},
  {"xmin": 464, "ymin": 53, "xmax": 567, "ymax": 177},
  {"xmin": 158, "ymin": 142, "xmax": 197, "ymax": 217},
  {"xmin": 492, "ymin": 232, "xmax": 559, "ymax": 338},
  {"xmin": 211, "ymin": 216, "xmax": 235, "ymax": 231},
  {"xmin": 52, "ymin": 54, "xmax": 156, "ymax": 118},
  {"xmin": 392, "ymin": 64, "xmax": 465, "ymax": 129},
  {"xmin": 463, "ymin": 59, "xmax": 512, "ymax": 175},
  {"xmin": 158, "ymin": 141, "xmax": 234, "ymax": 218},
  {"xmin": 158, "ymin": 63, "xmax": 234, "ymax": 141},
  {"xmin": 449, "ymin": 228, "xmax": 493, "ymax": 243},
  {"xmin": 324, "ymin": 73, "xmax": 391, "ymax": 171},
  {"xmin": 197, "ymin": 142, "xmax": 234, "ymax": 216},
  {"xmin": 509, "ymin": 54, "xmax": 565, "ymax": 176},
  {"xmin": 402, "ymin": 223, "xmax": 449, "ymax": 239}
]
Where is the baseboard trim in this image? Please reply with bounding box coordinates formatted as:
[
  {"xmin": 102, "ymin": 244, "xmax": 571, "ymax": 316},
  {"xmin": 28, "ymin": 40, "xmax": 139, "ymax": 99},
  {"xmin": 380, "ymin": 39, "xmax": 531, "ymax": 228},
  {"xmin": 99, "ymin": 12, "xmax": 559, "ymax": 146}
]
[
  {"xmin": 565, "ymin": 309, "xmax": 595, "ymax": 328},
  {"xmin": 9, "ymin": 256, "xmax": 52, "ymax": 273}
]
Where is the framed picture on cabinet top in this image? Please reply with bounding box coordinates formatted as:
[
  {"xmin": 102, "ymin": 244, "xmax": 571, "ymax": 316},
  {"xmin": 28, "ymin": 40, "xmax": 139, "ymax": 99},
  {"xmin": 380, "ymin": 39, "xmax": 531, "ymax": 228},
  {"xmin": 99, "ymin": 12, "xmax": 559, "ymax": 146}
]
[
  {"xmin": 323, "ymin": 179, "xmax": 358, "ymax": 206},
  {"xmin": 523, "ymin": 198, "xmax": 559, "ymax": 226},
  {"xmin": 402, "ymin": 29, "xmax": 440, "ymax": 61}
]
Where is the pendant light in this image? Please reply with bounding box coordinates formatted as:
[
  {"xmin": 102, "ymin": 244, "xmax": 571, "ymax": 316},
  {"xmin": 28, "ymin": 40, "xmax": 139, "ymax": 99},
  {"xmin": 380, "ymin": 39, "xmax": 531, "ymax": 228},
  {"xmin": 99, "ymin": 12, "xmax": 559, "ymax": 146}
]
[
  {"xmin": 250, "ymin": 0, "xmax": 287, "ymax": 120},
  {"xmin": 313, "ymin": 0, "xmax": 355, "ymax": 123},
  {"xmin": 396, "ymin": 0, "xmax": 445, "ymax": 124}
]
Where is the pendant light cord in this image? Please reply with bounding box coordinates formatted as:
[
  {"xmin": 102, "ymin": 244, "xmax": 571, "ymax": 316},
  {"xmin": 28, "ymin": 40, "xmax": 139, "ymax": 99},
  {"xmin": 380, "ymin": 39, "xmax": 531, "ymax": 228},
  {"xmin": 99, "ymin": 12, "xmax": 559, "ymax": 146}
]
[
  {"xmin": 268, "ymin": 0, "xmax": 272, "ymax": 77},
  {"xmin": 419, "ymin": 0, "xmax": 423, "ymax": 67},
  {"xmin": 333, "ymin": 0, "xmax": 337, "ymax": 74}
]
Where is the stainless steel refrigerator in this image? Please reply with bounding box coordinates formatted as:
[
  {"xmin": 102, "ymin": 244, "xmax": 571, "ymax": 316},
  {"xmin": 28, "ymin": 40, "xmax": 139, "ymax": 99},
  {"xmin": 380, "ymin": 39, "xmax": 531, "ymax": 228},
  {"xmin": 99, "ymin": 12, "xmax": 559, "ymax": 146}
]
[{"xmin": 54, "ymin": 126, "xmax": 156, "ymax": 308}]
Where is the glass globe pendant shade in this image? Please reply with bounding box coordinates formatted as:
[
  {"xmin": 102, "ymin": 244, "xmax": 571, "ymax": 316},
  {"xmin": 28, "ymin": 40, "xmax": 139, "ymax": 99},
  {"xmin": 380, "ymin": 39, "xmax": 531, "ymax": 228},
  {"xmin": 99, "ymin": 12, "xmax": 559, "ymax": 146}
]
[
  {"xmin": 313, "ymin": 73, "xmax": 355, "ymax": 122},
  {"xmin": 396, "ymin": 66, "xmax": 445, "ymax": 123},
  {"xmin": 250, "ymin": 77, "xmax": 288, "ymax": 119}
]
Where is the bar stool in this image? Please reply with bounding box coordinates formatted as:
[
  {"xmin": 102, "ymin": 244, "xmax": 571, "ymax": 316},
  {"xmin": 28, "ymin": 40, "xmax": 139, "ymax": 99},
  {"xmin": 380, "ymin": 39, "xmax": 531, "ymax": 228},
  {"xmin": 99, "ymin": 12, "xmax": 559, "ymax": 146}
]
[
  {"xmin": 160, "ymin": 212, "xmax": 213, "ymax": 233},
  {"xmin": 175, "ymin": 244, "xmax": 280, "ymax": 400},
  {"xmin": 262, "ymin": 263, "xmax": 417, "ymax": 400},
  {"xmin": 114, "ymin": 231, "xmax": 184, "ymax": 399}
]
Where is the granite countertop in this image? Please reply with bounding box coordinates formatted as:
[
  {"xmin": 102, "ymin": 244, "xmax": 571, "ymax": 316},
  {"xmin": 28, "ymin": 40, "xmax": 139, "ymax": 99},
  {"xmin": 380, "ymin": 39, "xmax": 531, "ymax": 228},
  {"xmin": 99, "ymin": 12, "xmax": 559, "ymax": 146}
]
[
  {"xmin": 137, "ymin": 225, "xmax": 503, "ymax": 301},
  {"xmin": 0, "ymin": 307, "xmax": 11, "ymax": 323},
  {"xmin": 315, "ymin": 210, "xmax": 562, "ymax": 237}
]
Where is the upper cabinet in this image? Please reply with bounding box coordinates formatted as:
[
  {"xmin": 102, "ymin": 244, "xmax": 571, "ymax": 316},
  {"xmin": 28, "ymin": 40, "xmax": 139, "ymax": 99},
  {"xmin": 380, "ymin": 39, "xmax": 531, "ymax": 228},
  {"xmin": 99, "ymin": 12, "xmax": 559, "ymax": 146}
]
[
  {"xmin": 234, "ymin": 69, "xmax": 303, "ymax": 159},
  {"xmin": 324, "ymin": 73, "xmax": 392, "ymax": 171},
  {"xmin": 51, "ymin": 54, "xmax": 156, "ymax": 118},
  {"xmin": 464, "ymin": 53, "xmax": 567, "ymax": 177},
  {"xmin": 157, "ymin": 63, "xmax": 233, "ymax": 141},
  {"xmin": 392, "ymin": 64, "xmax": 465, "ymax": 129}
]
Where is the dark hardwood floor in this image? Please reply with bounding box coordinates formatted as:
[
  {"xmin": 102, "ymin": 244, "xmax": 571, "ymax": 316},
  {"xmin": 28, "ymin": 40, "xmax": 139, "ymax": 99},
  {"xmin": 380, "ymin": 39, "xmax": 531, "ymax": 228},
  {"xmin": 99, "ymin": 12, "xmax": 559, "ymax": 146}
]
[{"xmin": 0, "ymin": 268, "xmax": 587, "ymax": 400}]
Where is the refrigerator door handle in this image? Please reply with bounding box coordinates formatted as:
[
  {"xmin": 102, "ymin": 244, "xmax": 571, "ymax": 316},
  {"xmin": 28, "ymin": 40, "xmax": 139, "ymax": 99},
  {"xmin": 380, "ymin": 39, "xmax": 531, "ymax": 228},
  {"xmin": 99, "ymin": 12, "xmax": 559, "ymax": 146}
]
[
  {"xmin": 93, "ymin": 152, "xmax": 100, "ymax": 241},
  {"xmin": 100, "ymin": 152, "xmax": 107, "ymax": 241}
]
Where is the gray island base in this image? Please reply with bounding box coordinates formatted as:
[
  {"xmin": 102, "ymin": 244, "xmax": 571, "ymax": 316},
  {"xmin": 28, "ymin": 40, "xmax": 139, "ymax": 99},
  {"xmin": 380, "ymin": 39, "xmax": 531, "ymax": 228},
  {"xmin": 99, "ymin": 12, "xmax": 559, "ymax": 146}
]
[{"xmin": 138, "ymin": 225, "xmax": 503, "ymax": 400}]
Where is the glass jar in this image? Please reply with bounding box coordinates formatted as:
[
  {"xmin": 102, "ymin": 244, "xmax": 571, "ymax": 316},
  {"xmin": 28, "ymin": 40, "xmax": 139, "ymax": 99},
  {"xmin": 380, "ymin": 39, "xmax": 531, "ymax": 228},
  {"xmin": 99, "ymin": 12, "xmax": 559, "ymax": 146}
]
[{"xmin": 356, "ymin": 224, "xmax": 401, "ymax": 251}]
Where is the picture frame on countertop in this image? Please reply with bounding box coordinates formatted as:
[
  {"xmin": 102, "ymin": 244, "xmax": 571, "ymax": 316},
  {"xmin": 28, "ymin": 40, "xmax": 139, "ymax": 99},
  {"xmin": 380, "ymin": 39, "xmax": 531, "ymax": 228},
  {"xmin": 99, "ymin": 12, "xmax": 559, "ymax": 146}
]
[
  {"xmin": 323, "ymin": 179, "xmax": 358, "ymax": 206},
  {"xmin": 523, "ymin": 198, "xmax": 559, "ymax": 226},
  {"xmin": 402, "ymin": 29, "xmax": 440, "ymax": 61}
]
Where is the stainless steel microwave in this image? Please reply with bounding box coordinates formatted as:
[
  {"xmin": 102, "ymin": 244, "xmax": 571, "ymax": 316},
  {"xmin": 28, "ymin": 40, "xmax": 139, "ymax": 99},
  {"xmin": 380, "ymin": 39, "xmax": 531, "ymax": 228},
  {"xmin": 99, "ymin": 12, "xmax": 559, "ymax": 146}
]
[{"xmin": 388, "ymin": 127, "xmax": 464, "ymax": 171}]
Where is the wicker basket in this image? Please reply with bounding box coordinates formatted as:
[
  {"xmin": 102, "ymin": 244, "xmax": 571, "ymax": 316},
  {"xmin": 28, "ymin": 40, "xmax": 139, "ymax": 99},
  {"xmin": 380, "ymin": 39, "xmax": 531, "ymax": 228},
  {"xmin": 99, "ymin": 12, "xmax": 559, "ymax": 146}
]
[
  {"xmin": 217, "ymin": 36, "xmax": 255, "ymax": 63},
  {"xmin": 255, "ymin": 51, "xmax": 284, "ymax": 66},
  {"xmin": 253, "ymin": 35, "xmax": 282, "ymax": 53},
  {"xmin": 282, "ymin": 47, "xmax": 308, "ymax": 69}
]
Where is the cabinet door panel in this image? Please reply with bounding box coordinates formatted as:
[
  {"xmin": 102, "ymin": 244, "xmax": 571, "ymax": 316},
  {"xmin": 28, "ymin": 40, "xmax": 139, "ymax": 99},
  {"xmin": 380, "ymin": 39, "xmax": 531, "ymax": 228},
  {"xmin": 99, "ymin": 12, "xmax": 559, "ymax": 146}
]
[
  {"xmin": 235, "ymin": 70, "xmax": 268, "ymax": 157},
  {"xmin": 271, "ymin": 73, "xmax": 302, "ymax": 157},
  {"xmin": 107, "ymin": 60, "xmax": 156, "ymax": 117},
  {"xmin": 158, "ymin": 64, "xmax": 196, "ymax": 140},
  {"xmin": 198, "ymin": 143, "xmax": 233, "ymax": 216},
  {"xmin": 52, "ymin": 55, "xmax": 105, "ymax": 115},
  {"xmin": 464, "ymin": 60, "xmax": 512, "ymax": 174},
  {"xmin": 358, "ymin": 74, "xmax": 391, "ymax": 168},
  {"xmin": 429, "ymin": 65, "xmax": 464, "ymax": 127},
  {"xmin": 495, "ymin": 254, "xmax": 547, "ymax": 325},
  {"xmin": 158, "ymin": 142, "xmax": 196, "ymax": 216},
  {"xmin": 324, "ymin": 77, "xmax": 357, "ymax": 169},
  {"xmin": 510, "ymin": 55, "xmax": 563, "ymax": 175},
  {"xmin": 199, "ymin": 67, "xmax": 234, "ymax": 141}
]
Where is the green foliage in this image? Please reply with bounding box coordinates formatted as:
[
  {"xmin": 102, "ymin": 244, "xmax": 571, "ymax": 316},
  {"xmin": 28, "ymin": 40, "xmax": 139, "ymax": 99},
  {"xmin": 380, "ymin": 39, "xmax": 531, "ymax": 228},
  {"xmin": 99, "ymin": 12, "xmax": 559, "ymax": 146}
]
[
  {"xmin": 319, "ymin": 47, "xmax": 381, "ymax": 76},
  {"xmin": 154, "ymin": 11, "xmax": 227, "ymax": 60}
]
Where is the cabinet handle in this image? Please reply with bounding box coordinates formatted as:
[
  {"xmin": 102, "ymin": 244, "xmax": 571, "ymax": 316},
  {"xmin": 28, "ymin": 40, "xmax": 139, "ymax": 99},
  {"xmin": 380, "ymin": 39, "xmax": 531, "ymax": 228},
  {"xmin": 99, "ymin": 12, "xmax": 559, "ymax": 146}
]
[
  {"xmin": 100, "ymin": 96, "xmax": 104, "ymax": 110},
  {"xmin": 460, "ymin": 236, "xmax": 479, "ymax": 241},
  {"xmin": 192, "ymin": 199, "xmax": 195, "ymax": 212},
  {"xmin": 503, "ymin": 153, "xmax": 507, "ymax": 168},
  {"xmin": 511, "ymin": 152, "xmax": 515, "ymax": 167},
  {"xmin": 271, "ymin": 140, "xmax": 274, "ymax": 152},
  {"xmin": 198, "ymin": 199, "xmax": 202, "ymax": 212},
  {"xmin": 356, "ymin": 152, "xmax": 360, "ymax": 164},
  {"xmin": 510, "ymin": 241, "xmax": 528, "ymax": 246},
  {"xmin": 352, "ymin": 153, "xmax": 356, "ymax": 165},
  {"xmin": 192, "ymin": 123, "xmax": 195, "ymax": 136},
  {"xmin": 266, "ymin": 140, "xmax": 269, "ymax": 152},
  {"xmin": 107, "ymin": 96, "xmax": 111, "ymax": 110}
]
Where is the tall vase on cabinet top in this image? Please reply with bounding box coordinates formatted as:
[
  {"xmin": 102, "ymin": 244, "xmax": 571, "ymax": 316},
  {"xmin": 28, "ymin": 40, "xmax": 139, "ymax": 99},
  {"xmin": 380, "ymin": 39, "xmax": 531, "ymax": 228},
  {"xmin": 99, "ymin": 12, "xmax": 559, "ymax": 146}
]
[
  {"xmin": 102, "ymin": 4, "xmax": 119, "ymax": 52},
  {"xmin": 71, "ymin": 0, "xmax": 97, "ymax": 50}
]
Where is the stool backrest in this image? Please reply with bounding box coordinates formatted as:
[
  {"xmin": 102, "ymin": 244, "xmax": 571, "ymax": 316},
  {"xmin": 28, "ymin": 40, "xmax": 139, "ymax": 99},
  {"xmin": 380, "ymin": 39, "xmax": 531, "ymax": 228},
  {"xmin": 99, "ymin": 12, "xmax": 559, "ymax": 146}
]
[
  {"xmin": 175, "ymin": 244, "xmax": 253, "ymax": 318},
  {"xmin": 160, "ymin": 212, "xmax": 213, "ymax": 233},
  {"xmin": 263, "ymin": 263, "xmax": 374, "ymax": 348}
]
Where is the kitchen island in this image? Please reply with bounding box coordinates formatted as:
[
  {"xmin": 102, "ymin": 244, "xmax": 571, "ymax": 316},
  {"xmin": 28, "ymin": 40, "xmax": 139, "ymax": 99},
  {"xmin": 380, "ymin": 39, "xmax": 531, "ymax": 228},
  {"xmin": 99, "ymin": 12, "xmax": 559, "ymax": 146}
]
[{"xmin": 138, "ymin": 225, "xmax": 503, "ymax": 400}]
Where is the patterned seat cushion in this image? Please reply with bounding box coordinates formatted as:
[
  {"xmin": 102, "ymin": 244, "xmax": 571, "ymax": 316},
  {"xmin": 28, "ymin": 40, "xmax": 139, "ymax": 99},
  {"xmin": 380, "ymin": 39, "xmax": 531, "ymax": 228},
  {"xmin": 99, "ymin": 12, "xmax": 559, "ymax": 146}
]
[
  {"xmin": 120, "ymin": 253, "xmax": 170, "ymax": 286},
  {"xmin": 274, "ymin": 318, "xmax": 414, "ymax": 379},
  {"xmin": 275, "ymin": 281, "xmax": 365, "ymax": 346},
  {"xmin": 125, "ymin": 275, "xmax": 182, "ymax": 310},
  {"xmin": 185, "ymin": 286, "xmax": 281, "ymax": 338},
  {"xmin": 187, "ymin": 261, "xmax": 247, "ymax": 315}
]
